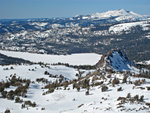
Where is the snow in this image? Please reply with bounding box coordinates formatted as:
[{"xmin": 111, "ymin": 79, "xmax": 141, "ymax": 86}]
[
  {"xmin": 82, "ymin": 16, "xmax": 89, "ymax": 19},
  {"xmin": 5, "ymin": 86, "xmax": 18, "ymax": 92},
  {"xmin": 0, "ymin": 51, "xmax": 150, "ymax": 113},
  {"xmin": 146, "ymin": 60, "xmax": 150, "ymax": 64},
  {"xmin": 108, "ymin": 52, "xmax": 131, "ymax": 71},
  {"xmin": 98, "ymin": 50, "xmax": 139, "ymax": 73},
  {"xmin": 109, "ymin": 21, "xmax": 150, "ymax": 34},
  {"xmin": 29, "ymin": 22, "xmax": 48, "ymax": 27},
  {"xmin": 106, "ymin": 50, "xmax": 139, "ymax": 73},
  {"xmin": 1, "ymin": 69, "xmax": 149, "ymax": 113},
  {"xmin": 0, "ymin": 64, "xmax": 94, "ymax": 113},
  {"xmin": 15, "ymin": 31, "xmax": 28, "ymax": 37},
  {"xmin": 0, "ymin": 64, "xmax": 79, "ymax": 81},
  {"xmin": 0, "ymin": 50, "xmax": 101, "ymax": 65},
  {"xmin": 141, "ymin": 60, "xmax": 150, "ymax": 65},
  {"xmin": 0, "ymin": 9, "xmax": 150, "ymax": 113},
  {"xmin": 90, "ymin": 9, "xmax": 148, "ymax": 21},
  {"xmin": 51, "ymin": 24, "xmax": 64, "ymax": 28}
]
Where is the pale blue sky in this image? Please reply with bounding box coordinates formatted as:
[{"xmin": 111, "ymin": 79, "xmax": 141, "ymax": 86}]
[{"xmin": 0, "ymin": 0, "xmax": 150, "ymax": 19}]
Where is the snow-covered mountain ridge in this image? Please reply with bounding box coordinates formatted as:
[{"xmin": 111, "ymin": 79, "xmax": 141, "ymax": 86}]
[{"xmin": 77, "ymin": 9, "xmax": 149, "ymax": 22}]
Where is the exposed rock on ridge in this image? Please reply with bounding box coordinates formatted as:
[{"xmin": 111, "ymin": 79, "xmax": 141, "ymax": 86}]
[{"xmin": 96, "ymin": 49, "xmax": 136, "ymax": 71}]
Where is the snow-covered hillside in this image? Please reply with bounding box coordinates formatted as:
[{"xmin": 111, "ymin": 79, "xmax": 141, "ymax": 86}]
[
  {"xmin": 109, "ymin": 20, "xmax": 150, "ymax": 34},
  {"xmin": 0, "ymin": 50, "xmax": 150, "ymax": 113},
  {"xmin": 0, "ymin": 62, "xmax": 150, "ymax": 113}
]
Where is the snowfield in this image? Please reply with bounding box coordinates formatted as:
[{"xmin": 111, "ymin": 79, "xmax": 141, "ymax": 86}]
[
  {"xmin": 0, "ymin": 63, "xmax": 150, "ymax": 113},
  {"xmin": 0, "ymin": 50, "xmax": 101, "ymax": 65},
  {"xmin": 0, "ymin": 51, "xmax": 150, "ymax": 113},
  {"xmin": 0, "ymin": 65, "xmax": 79, "ymax": 81}
]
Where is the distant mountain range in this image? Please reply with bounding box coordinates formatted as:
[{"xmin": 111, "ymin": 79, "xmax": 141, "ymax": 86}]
[
  {"xmin": 75, "ymin": 9, "xmax": 149, "ymax": 22},
  {"xmin": 0, "ymin": 9, "xmax": 150, "ymax": 61}
]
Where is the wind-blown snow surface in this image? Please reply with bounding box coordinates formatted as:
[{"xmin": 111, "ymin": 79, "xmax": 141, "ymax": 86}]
[{"xmin": 0, "ymin": 50, "xmax": 101, "ymax": 65}]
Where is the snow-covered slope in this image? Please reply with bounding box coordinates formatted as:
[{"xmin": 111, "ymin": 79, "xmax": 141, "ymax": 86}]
[
  {"xmin": 0, "ymin": 64, "xmax": 79, "ymax": 82},
  {"xmin": 0, "ymin": 63, "xmax": 149, "ymax": 113},
  {"xmin": 0, "ymin": 51, "xmax": 150, "ymax": 113},
  {"xmin": 109, "ymin": 20, "xmax": 150, "ymax": 34}
]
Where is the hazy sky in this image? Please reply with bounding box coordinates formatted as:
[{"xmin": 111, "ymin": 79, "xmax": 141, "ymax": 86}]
[{"xmin": 0, "ymin": 0, "xmax": 150, "ymax": 19}]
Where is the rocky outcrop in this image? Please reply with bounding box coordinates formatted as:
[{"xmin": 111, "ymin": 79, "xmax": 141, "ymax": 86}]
[{"xmin": 96, "ymin": 49, "xmax": 136, "ymax": 71}]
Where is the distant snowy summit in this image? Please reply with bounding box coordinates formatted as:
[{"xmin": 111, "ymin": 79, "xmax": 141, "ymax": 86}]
[
  {"xmin": 75, "ymin": 9, "xmax": 149, "ymax": 22},
  {"xmin": 96, "ymin": 49, "xmax": 138, "ymax": 72}
]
